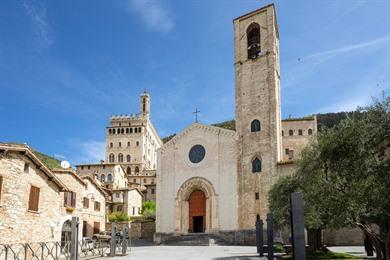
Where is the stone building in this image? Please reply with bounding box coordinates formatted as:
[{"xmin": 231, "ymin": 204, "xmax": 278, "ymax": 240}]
[
  {"xmin": 0, "ymin": 143, "xmax": 68, "ymax": 244},
  {"xmin": 155, "ymin": 4, "xmax": 318, "ymax": 244},
  {"xmin": 53, "ymin": 168, "xmax": 107, "ymax": 239},
  {"xmin": 76, "ymin": 163, "xmax": 128, "ymax": 189},
  {"xmin": 107, "ymin": 188, "xmax": 143, "ymax": 217}
]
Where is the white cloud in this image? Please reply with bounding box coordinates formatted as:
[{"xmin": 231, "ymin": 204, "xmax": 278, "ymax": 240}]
[
  {"xmin": 54, "ymin": 154, "xmax": 67, "ymax": 160},
  {"xmin": 73, "ymin": 140, "xmax": 105, "ymax": 164},
  {"xmin": 128, "ymin": 0, "xmax": 174, "ymax": 33},
  {"xmin": 23, "ymin": 1, "xmax": 53, "ymax": 47}
]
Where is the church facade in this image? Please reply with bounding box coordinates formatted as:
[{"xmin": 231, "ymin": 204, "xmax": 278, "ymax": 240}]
[{"xmin": 155, "ymin": 4, "xmax": 317, "ymax": 244}]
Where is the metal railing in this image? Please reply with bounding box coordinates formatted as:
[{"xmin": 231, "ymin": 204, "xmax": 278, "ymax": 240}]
[{"xmin": 0, "ymin": 217, "xmax": 131, "ymax": 260}]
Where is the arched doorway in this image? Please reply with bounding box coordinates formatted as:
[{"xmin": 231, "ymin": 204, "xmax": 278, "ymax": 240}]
[
  {"xmin": 188, "ymin": 190, "xmax": 206, "ymax": 233},
  {"xmin": 61, "ymin": 220, "xmax": 72, "ymax": 252}
]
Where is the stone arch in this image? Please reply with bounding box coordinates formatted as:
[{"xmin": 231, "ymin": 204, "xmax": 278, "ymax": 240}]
[{"xmin": 175, "ymin": 177, "xmax": 219, "ymax": 234}]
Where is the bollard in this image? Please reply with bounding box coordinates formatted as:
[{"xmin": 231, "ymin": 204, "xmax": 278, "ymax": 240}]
[
  {"xmin": 290, "ymin": 192, "xmax": 306, "ymax": 260},
  {"xmin": 121, "ymin": 228, "xmax": 128, "ymax": 255},
  {"xmin": 110, "ymin": 225, "xmax": 117, "ymax": 257},
  {"xmin": 256, "ymin": 219, "xmax": 264, "ymax": 256},
  {"xmin": 267, "ymin": 213, "xmax": 274, "ymax": 260}
]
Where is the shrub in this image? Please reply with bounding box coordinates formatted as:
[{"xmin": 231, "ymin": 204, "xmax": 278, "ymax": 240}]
[{"xmin": 108, "ymin": 212, "xmax": 130, "ymax": 222}]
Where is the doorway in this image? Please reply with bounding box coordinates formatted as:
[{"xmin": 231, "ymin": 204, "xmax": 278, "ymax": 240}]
[{"xmin": 188, "ymin": 190, "xmax": 206, "ymax": 233}]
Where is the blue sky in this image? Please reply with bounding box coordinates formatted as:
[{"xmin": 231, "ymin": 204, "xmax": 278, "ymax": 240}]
[{"xmin": 0, "ymin": 0, "xmax": 389, "ymax": 165}]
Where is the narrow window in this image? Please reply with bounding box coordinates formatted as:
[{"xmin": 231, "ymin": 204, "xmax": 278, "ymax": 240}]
[
  {"xmin": 100, "ymin": 174, "xmax": 106, "ymax": 182},
  {"xmin": 285, "ymin": 148, "xmax": 289, "ymax": 155},
  {"xmin": 87, "ymin": 166, "xmax": 90, "ymax": 169},
  {"xmin": 252, "ymin": 158, "xmax": 262, "ymax": 173},
  {"xmin": 298, "ymin": 129, "xmax": 303, "ymax": 136},
  {"xmin": 127, "ymin": 167, "xmax": 131, "ymax": 175},
  {"xmin": 138, "ymin": 127, "xmax": 142, "ymax": 133},
  {"xmin": 116, "ymin": 193, "xmax": 120, "ymax": 198},
  {"xmin": 143, "ymin": 98, "xmax": 146, "ymax": 112},
  {"xmin": 247, "ymin": 23, "xmax": 261, "ymax": 59},
  {"xmin": 120, "ymin": 128, "xmax": 124, "ymax": 134},
  {"xmin": 110, "ymin": 142, "xmax": 113, "ymax": 148},
  {"xmin": 113, "ymin": 129, "xmax": 116, "ymax": 134},
  {"xmin": 118, "ymin": 153, "xmax": 123, "ymax": 163},
  {"xmin": 64, "ymin": 191, "xmax": 76, "ymax": 208},
  {"xmin": 83, "ymin": 198, "xmax": 89, "ymax": 208},
  {"xmin": 133, "ymin": 178, "xmax": 136, "ymax": 183},
  {"xmin": 94, "ymin": 201, "xmax": 101, "ymax": 211},
  {"xmin": 109, "ymin": 129, "xmax": 112, "ymax": 135},
  {"xmin": 132, "ymin": 206, "xmax": 135, "ymax": 215},
  {"xmin": 144, "ymin": 178, "xmax": 147, "ymax": 183},
  {"xmin": 28, "ymin": 186, "xmax": 40, "ymax": 212},
  {"xmin": 136, "ymin": 141, "xmax": 139, "ymax": 146},
  {"xmin": 109, "ymin": 153, "xmax": 114, "ymax": 163},
  {"xmin": 256, "ymin": 214, "xmax": 260, "ymax": 222},
  {"xmin": 151, "ymin": 189, "xmax": 155, "ymax": 194},
  {"xmin": 107, "ymin": 174, "xmax": 112, "ymax": 181},
  {"xmin": 135, "ymin": 167, "xmax": 139, "ymax": 174},
  {"xmin": 127, "ymin": 155, "xmax": 131, "ymax": 162},
  {"xmin": 130, "ymin": 128, "xmax": 133, "ymax": 134},
  {"xmin": 126, "ymin": 128, "xmax": 129, "ymax": 134},
  {"xmin": 282, "ymin": 130, "xmax": 284, "ymax": 136},
  {"xmin": 118, "ymin": 142, "xmax": 121, "ymax": 147},
  {"xmin": 24, "ymin": 163, "xmax": 30, "ymax": 173},
  {"xmin": 135, "ymin": 128, "xmax": 138, "ymax": 133},
  {"xmin": 251, "ymin": 119, "xmax": 261, "ymax": 132},
  {"xmin": 289, "ymin": 129, "xmax": 293, "ymax": 136},
  {"xmin": 308, "ymin": 129, "xmax": 313, "ymax": 135},
  {"xmin": 83, "ymin": 221, "xmax": 88, "ymax": 237},
  {"xmin": 117, "ymin": 128, "xmax": 120, "ymax": 134},
  {"xmin": 127, "ymin": 142, "xmax": 130, "ymax": 147},
  {"xmin": 255, "ymin": 192, "xmax": 259, "ymax": 200}
]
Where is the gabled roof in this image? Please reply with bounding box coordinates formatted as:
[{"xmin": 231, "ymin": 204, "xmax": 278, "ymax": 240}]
[
  {"xmin": 53, "ymin": 168, "xmax": 86, "ymax": 187},
  {"xmin": 0, "ymin": 143, "xmax": 69, "ymax": 191},
  {"xmin": 161, "ymin": 123, "xmax": 235, "ymax": 152},
  {"xmin": 82, "ymin": 176, "xmax": 109, "ymax": 197}
]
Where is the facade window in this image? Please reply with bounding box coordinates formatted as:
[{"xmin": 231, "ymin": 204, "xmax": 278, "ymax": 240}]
[
  {"xmin": 113, "ymin": 129, "xmax": 116, "ymax": 134},
  {"xmin": 110, "ymin": 142, "xmax": 113, "ymax": 148},
  {"xmin": 132, "ymin": 207, "xmax": 135, "ymax": 215},
  {"xmin": 64, "ymin": 191, "xmax": 76, "ymax": 208},
  {"xmin": 126, "ymin": 128, "xmax": 129, "ymax": 134},
  {"xmin": 282, "ymin": 130, "xmax": 284, "ymax": 136},
  {"xmin": 109, "ymin": 129, "xmax": 112, "ymax": 134},
  {"xmin": 251, "ymin": 119, "xmax": 261, "ymax": 132},
  {"xmin": 256, "ymin": 214, "xmax": 260, "ymax": 222},
  {"xmin": 117, "ymin": 205, "xmax": 123, "ymax": 212},
  {"xmin": 136, "ymin": 141, "xmax": 139, "ymax": 146},
  {"xmin": 109, "ymin": 153, "xmax": 114, "ymax": 163},
  {"xmin": 247, "ymin": 23, "xmax": 261, "ymax": 59},
  {"xmin": 83, "ymin": 197, "xmax": 89, "ymax": 208},
  {"xmin": 127, "ymin": 167, "xmax": 131, "ymax": 175},
  {"xmin": 28, "ymin": 186, "xmax": 40, "ymax": 212},
  {"xmin": 151, "ymin": 188, "xmax": 155, "ymax": 195},
  {"xmin": 308, "ymin": 129, "xmax": 313, "ymax": 135},
  {"xmin": 288, "ymin": 150, "xmax": 294, "ymax": 160},
  {"xmin": 107, "ymin": 174, "xmax": 112, "ymax": 181},
  {"xmin": 100, "ymin": 174, "xmax": 106, "ymax": 182},
  {"xmin": 144, "ymin": 178, "xmax": 147, "ymax": 183},
  {"xmin": 135, "ymin": 167, "xmax": 139, "ymax": 174},
  {"xmin": 24, "ymin": 163, "xmax": 30, "ymax": 173},
  {"xmin": 298, "ymin": 129, "xmax": 303, "ymax": 136},
  {"xmin": 0, "ymin": 176, "xmax": 3, "ymax": 202},
  {"xmin": 81, "ymin": 166, "xmax": 84, "ymax": 170},
  {"xmin": 116, "ymin": 192, "xmax": 120, "ymax": 198},
  {"xmin": 118, "ymin": 153, "xmax": 123, "ymax": 163},
  {"xmin": 285, "ymin": 148, "xmax": 289, "ymax": 155},
  {"xmin": 87, "ymin": 166, "xmax": 90, "ymax": 169},
  {"xmin": 127, "ymin": 142, "xmax": 130, "ymax": 147},
  {"xmin": 83, "ymin": 221, "xmax": 88, "ymax": 237},
  {"xmin": 121, "ymin": 128, "xmax": 124, "ymax": 134},
  {"xmin": 127, "ymin": 155, "xmax": 131, "ymax": 162},
  {"xmin": 255, "ymin": 192, "xmax": 259, "ymax": 200},
  {"xmin": 138, "ymin": 127, "xmax": 142, "ymax": 133},
  {"xmin": 289, "ymin": 129, "xmax": 293, "ymax": 136},
  {"xmin": 130, "ymin": 128, "xmax": 133, "ymax": 134},
  {"xmin": 119, "ymin": 142, "xmax": 121, "ymax": 147},
  {"xmin": 133, "ymin": 178, "xmax": 136, "ymax": 183},
  {"xmin": 135, "ymin": 128, "xmax": 138, "ymax": 133},
  {"xmin": 117, "ymin": 128, "xmax": 120, "ymax": 134},
  {"xmin": 252, "ymin": 158, "xmax": 262, "ymax": 173},
  {"xmin": 94, "ymin": 201, "xmax": 101, "ymax": 211}
]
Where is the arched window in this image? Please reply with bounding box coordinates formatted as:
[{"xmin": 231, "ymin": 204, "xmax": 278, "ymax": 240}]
[
  {"xmin": 252, "ymin": 158, "xmax": 262, "ymax": 173},
  {"xmin": 100, "ymin": 174, "xmax": 106, "ymax": 182},
  {"xmin": 251, "ymin": 119, "xmax": 261, "ymax": 132},
  {"xmin": 282, "ymin": 130, "xmax": 284, "ymax": 136},
  {"xmin": 109, "ymin": 153, "xmax": 115, "ymax": 163},
  {"xmin": 118, "ymin": 142, "xmax": 121, "ymax": 147},
  {"xmin": 298, "ymin": 129, "xmax": 303, "ymax": 136},
  {"xmin": 109, "ymin": 129, "xmax": 112, "ymax": 134},
  {"xmin": 126, "ymin": 155, "xmax": 131, "ymax": 162},
  {"xmin": 247, "ymin": 23, "xmax": 261, "ymax": 59},
  {"xmin": 126, "ymin": 128, "xmax": 129, "ymax": 134},
  {"xmin": 135, "ymin": 167, "xmax": 139, "ymax": 174},
  {"xmin": 110, "ymin": 142, "xmax": 113, "ymax": 148},
  {"xmin": 121, "ymin": 128, "xmax": 124, "ymax": 134},
  {"xmin": 127, "ymin": 142, "xmax": 130, "ymax": 147},
  {"xmin": 135, "ymin": 128, "xmax": 138, "ymax": 133},
  {"xmin": 107, "ymin": 174, "xmax": 112, "ymax": 181},
  {"xmin": 118, "ymin": 153, "xmax": 123, "ymax": 163},
  {"xmin": 130, "ymin": 128, "xmax": 133, "ymax": 133},
  {"xmin": 289, "ymin": 129, "xmax": 294, "ymax": 136},
  {"xmin": 308, "ymin": 129, "xmax": 313, "ymax": 135},
  {"xmin": 112, "ymin": 129, "xmax": 116, "ymax": 134},
  {"xmin": 126, "ymin": 167, "xmax": 131, "ymax": 175}
]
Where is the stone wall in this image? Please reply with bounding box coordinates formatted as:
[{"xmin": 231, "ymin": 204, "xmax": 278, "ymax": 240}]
[
  {"xmin": 0, "ymin": 152, "xmax": 63, "ymax": 244},
  {"xmin": 106, "ymin": 220, "xmax": 155, "ymax": 240},
  {"xmin": 323, "ymin": 227, "xmax": 363, "ymax": 246}
]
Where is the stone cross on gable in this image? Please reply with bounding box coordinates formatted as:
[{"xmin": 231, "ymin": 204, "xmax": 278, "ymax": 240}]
[{"xmin": 193, "ymin": 108, "xmax": 200, "ymax": 123}]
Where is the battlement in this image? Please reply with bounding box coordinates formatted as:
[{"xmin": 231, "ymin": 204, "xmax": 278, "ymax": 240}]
[{"xmin": 110, "ymin": 113, "xmax": 141, "ymax": 120}]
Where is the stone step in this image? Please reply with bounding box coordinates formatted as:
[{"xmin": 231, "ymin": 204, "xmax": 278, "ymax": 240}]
[{"xmin": 162, "ymin": 233, "xmax": 211, "ymax": 246}]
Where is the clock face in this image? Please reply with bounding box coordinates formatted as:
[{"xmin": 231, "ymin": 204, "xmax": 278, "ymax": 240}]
[{"xmin": 189, "ymin": 145, "xmax": 206, "ymax": 164}]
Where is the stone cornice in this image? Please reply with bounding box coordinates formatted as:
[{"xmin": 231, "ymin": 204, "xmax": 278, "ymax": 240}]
[{"xmin": 159, "ymin": 123, "xmax": 236, "ymax": 152}]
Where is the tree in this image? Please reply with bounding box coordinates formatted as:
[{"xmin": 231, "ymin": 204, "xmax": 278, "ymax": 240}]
[
  {"xmin": 141, "ymin": 201, "xmax": 156, "ymax": 220},
  {"xmin": 269, "ymin": 96, "xmax": 390, "ymax": 259}
]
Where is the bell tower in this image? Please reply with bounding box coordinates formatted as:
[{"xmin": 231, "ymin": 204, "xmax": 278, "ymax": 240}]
[
  {"xmin": 234, "ymin": 4, "xmax": 282, "ymax": 229},
  {"xmin": 140, "ymin": 91, "xmax": 150, "ymax": 118}
]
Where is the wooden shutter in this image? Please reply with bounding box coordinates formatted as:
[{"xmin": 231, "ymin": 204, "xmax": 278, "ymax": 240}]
[
  {"xmin": 64, "ymin": 192, "xmax": 68, "ymax": 206},
  {"xmin": 0, "ymin": 176, "xmax": 3, "ymax": 201},
  {"xmin": 28, "ymin": 186, "xmax": 40, "ymax": 211},
  {"xmin": 71, "ymin": 192, "xmax": 76, "ymax": 207},
  {"xmin": 93, "ymin": 222, "xmax": 100, "ymax": 234}
]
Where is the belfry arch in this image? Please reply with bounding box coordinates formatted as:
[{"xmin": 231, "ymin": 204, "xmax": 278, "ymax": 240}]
[{"xmin": 175, "ymin": 177, "xmax": 219, "ymax": 233}]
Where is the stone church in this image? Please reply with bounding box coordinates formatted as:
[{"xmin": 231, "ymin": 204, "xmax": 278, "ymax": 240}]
[{"xmin": 155, "ymin": 4, "xmax": 317, "ymax": 244}]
